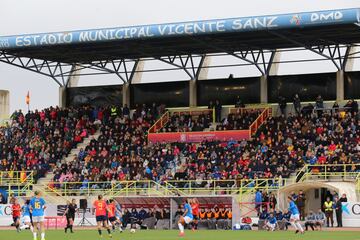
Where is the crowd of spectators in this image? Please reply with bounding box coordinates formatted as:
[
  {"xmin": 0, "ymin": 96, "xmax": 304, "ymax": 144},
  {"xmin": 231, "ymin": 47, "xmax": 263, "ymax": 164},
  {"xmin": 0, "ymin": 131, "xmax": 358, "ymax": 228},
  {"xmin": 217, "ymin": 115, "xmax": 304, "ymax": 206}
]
[
  {"xmin": 48, "ymin": 103, "xmax": 359, "ymax": 191},
  {"xmin": 2, "ymin": 97, "xmax": 355, "ymax": 191},
  {"xmin": 0, "ymin": 106, "xmax": 96, "ymax": 182},
  {"xmin": 162, "ymin": 113, "xmax": 212, "ymax": 132},
  {"xmin": 50, "ymin": 103, "xmax": 162, "ymax": 187},
  {"xmin": 216, "ymin": 109, "xmax": 261, "ymax": 131},
  {"xmin": 161, "ymin": 108, "xmax": 261, "ymax": 133}
]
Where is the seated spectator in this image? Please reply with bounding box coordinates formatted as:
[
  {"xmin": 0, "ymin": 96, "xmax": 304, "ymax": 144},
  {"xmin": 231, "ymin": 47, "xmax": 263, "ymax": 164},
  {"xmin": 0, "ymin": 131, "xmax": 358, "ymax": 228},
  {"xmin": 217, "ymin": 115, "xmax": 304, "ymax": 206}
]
[
  {"xmin": 206, "ymin": 208, "xmax": 216, "ymax": 229},
  {"xmin": 163, "ymin": 113, "xmax": 211, "ymax": 132},
  {"xmin": 305, "ymin": 211, "xmax": 317, "ymax": 231},
  {"xmin": 315, "ymin": 209, "xmax": 326, "ymax": 230},
  {"xmin": 138, "ymin": 207, "xmax": 148, "ymax": 223}
]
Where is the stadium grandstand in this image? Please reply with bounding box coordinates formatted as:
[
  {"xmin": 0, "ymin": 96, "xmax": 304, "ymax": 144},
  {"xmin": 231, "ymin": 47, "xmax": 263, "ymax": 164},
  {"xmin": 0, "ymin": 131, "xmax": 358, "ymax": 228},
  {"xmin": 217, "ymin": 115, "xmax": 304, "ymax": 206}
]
[{"xmin": 0, "ymin": 4, "xmax": 360, "ymax": 240}]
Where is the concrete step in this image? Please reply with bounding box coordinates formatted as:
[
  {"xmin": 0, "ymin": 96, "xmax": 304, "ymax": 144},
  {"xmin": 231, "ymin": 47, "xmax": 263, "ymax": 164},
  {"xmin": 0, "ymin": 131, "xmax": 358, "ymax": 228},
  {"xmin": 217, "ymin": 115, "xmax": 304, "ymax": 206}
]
[
  {"xmin": 62, "ymin": 129, "xmax": 101, "ymax": 164},
  {"xmin": 37, "ymin": 173, "xmax": 54, "ymax": 185},
  {"xmin": 32, "ymin": 184, "xmax": 70, "ymax": 204}
]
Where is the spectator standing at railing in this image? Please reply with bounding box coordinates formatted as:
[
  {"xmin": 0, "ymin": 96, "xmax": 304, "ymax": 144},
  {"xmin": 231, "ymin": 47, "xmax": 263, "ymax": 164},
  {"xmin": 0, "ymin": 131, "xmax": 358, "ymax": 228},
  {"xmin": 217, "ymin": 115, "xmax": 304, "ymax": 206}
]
[
  {"xmin": 235, "ymin": 96, "xmax": 245, "ymax": 108},
  {"xmin": 293, "ymin": 94, "xmax": 301, "ymax": 115},
  {"xmin": 350, "ymin": 99, "xmax": 358, "ymax": 114},
  {"xmin": 332, "ymin": 101, "xmax": 340, "ymax": 114},
  {"xmin": 208, "ymin": 101, "xmax": 214, "ymax": 110},
  {"xmin": 278, "ymin": 96, "xmax": 287, "ymax": 116},
  {"xmin": 215, "ymin": 100, "xmax": 222, "ymax": 123},
  {"xmin": 122, "ymin": 104, "xmax": 130, "ymax": 118},
  {"xmin": 315, "ymin": 95, "xmax": 324, "ymax": 117}
]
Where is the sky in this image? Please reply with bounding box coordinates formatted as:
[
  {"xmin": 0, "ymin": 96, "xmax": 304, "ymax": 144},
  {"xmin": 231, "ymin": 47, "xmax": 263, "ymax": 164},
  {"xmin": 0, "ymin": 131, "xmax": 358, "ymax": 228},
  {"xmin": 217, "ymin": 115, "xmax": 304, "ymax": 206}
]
[{"xmin": 0, "ymin": 0, "xmax": 359, "ymax": 112}]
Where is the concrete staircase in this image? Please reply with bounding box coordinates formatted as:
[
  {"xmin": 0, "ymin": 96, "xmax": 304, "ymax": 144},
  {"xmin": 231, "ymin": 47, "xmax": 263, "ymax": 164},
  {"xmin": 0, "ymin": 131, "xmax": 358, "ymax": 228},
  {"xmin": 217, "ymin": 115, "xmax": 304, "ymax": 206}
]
[
  {"xmin": 35, "ymin": 129, "xmax": 101, "ymax": 203},
  {"xmin": 62, "ymin": 129, "xmax": 101, "ymax": 165}
]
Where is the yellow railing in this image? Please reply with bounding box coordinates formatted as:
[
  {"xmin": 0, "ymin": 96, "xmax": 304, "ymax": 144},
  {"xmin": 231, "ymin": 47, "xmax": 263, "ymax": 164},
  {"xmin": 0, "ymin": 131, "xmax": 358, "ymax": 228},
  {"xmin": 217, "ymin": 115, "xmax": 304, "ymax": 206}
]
[
  {"xmin": 40, "ymin": 178, "xmax": 288, "ymax": 197},
  {"xmin": 299, "ymin": 164, "xmax": 360, "ymax": 181},
  {"xmin": 36, "ymin": 164, "xmax": 360, "ymax": 197},
  {"xmin": 0, "ymin": 116, "xmax": 10, "ymax": 126},
  {"xmin": 0, "ymin": 171, "xmax": 34, "ymax": 185},
  {"xmin": 0, "ymin": 171, "xmax": 34, "ymax": 197},
  {"xmin": 356, "ymin": 173, "xmax": 360, "ymax": 192}
]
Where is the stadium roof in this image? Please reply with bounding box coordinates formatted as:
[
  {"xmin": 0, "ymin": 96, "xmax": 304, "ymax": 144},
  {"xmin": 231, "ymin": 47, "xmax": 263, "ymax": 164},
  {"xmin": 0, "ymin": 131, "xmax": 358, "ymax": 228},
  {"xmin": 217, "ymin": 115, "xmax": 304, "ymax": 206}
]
[{"xmin": 0, "ymin": 8, "xmax": 359, "ymax": 85}]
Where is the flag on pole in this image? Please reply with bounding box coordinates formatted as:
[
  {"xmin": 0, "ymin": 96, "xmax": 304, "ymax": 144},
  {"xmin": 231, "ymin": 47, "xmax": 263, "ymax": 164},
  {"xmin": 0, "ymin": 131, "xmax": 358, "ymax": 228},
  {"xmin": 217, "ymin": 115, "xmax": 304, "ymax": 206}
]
[{"xmin": 25, "ymin": 91, "xmax": 30, "ymax": 105}]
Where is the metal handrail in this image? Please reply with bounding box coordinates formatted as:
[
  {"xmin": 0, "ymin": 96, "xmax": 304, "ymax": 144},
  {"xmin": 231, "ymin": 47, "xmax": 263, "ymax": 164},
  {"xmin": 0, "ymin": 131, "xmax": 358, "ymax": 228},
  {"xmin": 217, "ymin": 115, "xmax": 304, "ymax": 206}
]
[
  {"xmin": 148, "ymin": 111, "xmax": 170, "ymax": 134},
  {"xmin": 249, "ymin": 108, "xmax": 271, "ymax": 135},
  {"xmin": 34, "ymin": 164, "xmax": 360, "ymax": 197},
  {"xmin": 0, "ymin": 171, "xmax": 34, "ymax": 185}
]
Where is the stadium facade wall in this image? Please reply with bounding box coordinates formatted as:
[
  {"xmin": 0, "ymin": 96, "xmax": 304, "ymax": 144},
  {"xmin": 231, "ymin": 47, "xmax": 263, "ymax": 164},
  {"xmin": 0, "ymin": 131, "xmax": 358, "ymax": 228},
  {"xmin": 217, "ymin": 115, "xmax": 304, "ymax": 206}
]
[
  {"xmin": 130, "ymin": 81, "xmax": 189, "ymax": 108},
  {"xmin": 63, "ymin": 71, "xmax": 360, "ymax": 108},
  {"xmin": 268, "ymin": 72, "xmax": 336, "ymax": 103},
  {"xmin": 197, "ymin": 77, "xmax": 260, "ymax": 105},
  {"xmin": 66, "ymin": 85, "xmax": 123, "ymax": 107}
]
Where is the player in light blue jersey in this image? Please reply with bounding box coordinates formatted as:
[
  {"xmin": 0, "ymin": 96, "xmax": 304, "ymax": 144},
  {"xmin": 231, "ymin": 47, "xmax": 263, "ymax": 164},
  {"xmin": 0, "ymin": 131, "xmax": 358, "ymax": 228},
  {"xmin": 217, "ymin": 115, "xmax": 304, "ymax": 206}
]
[
  {"xmin": 30, "ymin": 191, "xmax": 46, "ymax": 240},
  {"xmin": 19, "ymin": 199, "xmax": 34, "ymax": 232},
  {"xmin": 287, "ymin": 196, "xmax": 304, "ymax": 234},
  {"xmin": 265, "ymin": 212, "xmax": 277, "ymax": 231},
  {"xmin": 178, "ymin": 199, "xmax": 193, "ymax": 237},
  {"xmin": 115, "ymin": 201, "xmax": 123, "ymax": 232}
]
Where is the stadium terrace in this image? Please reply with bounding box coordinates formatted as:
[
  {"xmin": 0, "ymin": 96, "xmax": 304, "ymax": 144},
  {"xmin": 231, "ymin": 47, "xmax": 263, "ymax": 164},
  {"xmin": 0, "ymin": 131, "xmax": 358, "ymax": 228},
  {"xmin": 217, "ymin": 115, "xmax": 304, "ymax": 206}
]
[{"xmin": 0, "ymin": 5, "xmax": 360, "ymax": 239}]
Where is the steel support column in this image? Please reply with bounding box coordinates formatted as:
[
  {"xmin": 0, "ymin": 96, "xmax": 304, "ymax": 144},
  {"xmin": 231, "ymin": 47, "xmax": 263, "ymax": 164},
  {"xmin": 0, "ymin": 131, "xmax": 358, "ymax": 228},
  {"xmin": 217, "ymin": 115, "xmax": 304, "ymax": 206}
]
[
  {"xmin": 65, "ymin": 64, "xmax": 82, "ymax": 87},
  {"xmin": 336, "ymin": 70, "xmax": 344, "ymax": 101},
  {"xmin": 58, "ymin": 87, "xmax": 67, "ymax": 108},
  {"xmin": 260, "ymin": 75, "xmax": 268, "ymax": 103},
  {"xmin": 122, "ymin": 82, "xmax": 130, "ymax": 107}
]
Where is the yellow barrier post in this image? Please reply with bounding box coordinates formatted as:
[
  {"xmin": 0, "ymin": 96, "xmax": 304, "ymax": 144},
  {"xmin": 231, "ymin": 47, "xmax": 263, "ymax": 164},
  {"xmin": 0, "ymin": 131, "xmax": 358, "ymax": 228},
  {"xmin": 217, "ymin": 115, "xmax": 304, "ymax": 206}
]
[{"xmin": 189, "ymin": 181, "xmax": 192, "ymax": 195}]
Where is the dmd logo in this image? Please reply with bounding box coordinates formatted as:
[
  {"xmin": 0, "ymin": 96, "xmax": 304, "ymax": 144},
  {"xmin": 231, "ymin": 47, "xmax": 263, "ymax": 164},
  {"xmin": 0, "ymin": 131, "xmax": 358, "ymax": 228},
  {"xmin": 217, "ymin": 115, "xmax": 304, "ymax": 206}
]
[{"xmin": 311, "ymin": 11, "xmax": 343, "ymax": 22}]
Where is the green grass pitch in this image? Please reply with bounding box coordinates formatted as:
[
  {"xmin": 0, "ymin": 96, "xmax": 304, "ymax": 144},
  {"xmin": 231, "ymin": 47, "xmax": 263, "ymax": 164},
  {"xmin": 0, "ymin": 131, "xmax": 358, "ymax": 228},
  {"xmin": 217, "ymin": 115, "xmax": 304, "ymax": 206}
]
[{"xmin": 1, "ymin": 229, "xmax": 360, "ymax": 240}]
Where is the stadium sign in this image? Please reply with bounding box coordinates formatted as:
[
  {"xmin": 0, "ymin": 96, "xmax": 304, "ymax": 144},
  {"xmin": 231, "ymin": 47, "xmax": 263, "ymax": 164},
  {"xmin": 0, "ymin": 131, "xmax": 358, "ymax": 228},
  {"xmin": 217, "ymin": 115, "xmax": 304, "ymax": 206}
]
[
  {"xmin": 0, "ymin": 8, "xmax": 359, "ymax": 49},
  {"xmin": 342, "ymin": 202, "xmax": 360, "ymax": 227},
  {"xmin": 148, "ymin": 130, "xmax": 250, "ymax": 143},
  {"xmin": 0, "ymin": 205, "xmax": 13, "ymax": 226}
]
